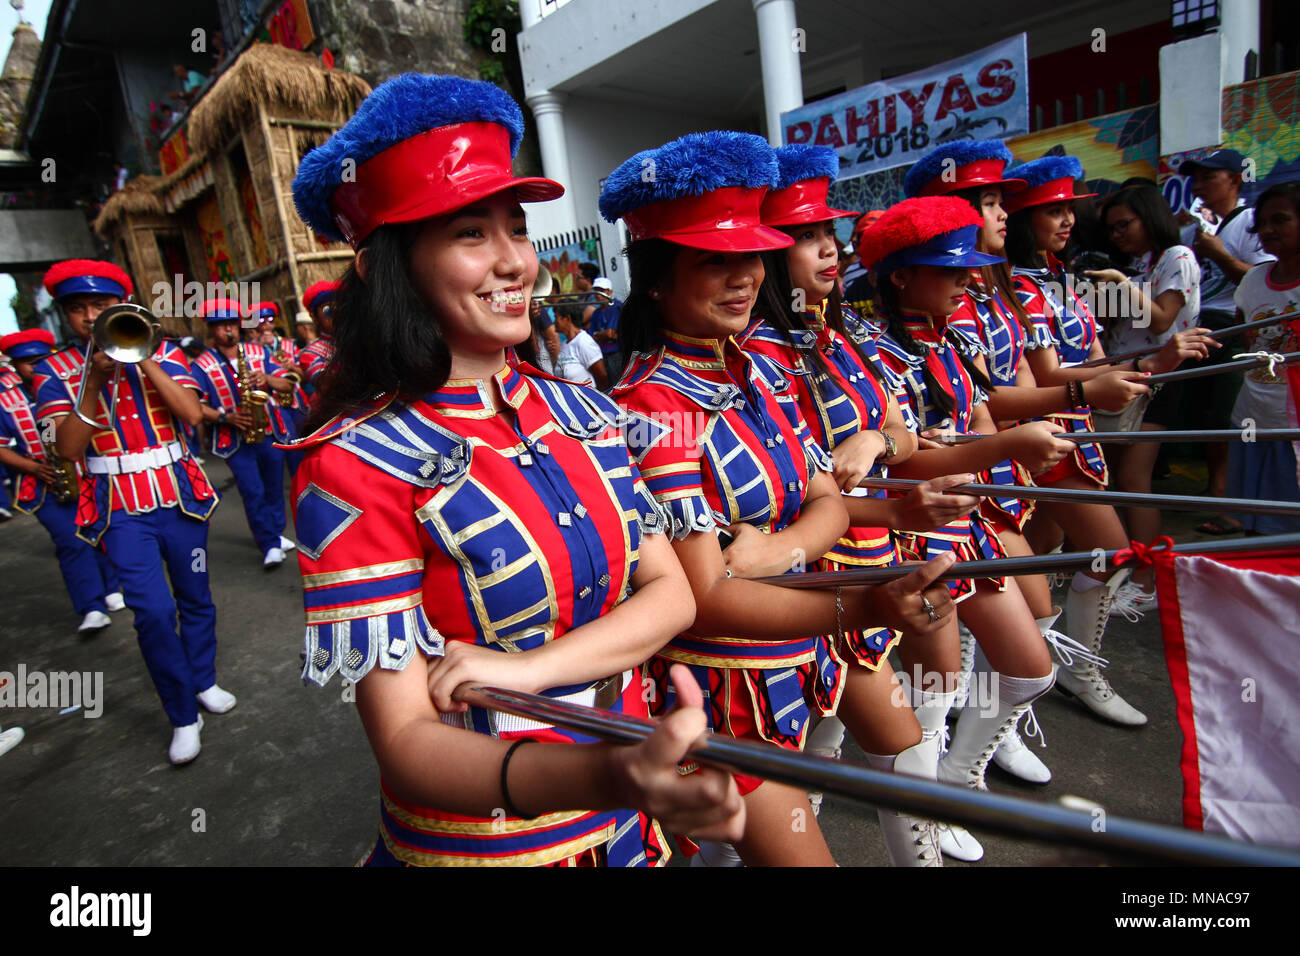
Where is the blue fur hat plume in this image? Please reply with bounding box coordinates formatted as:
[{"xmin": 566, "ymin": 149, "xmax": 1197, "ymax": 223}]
[
  {"xmin": 293, "ymin": 74, "xmax": 527, "ymax": 242},
  {"xmin": 598, "ymin": 130, "xmax": 779, "ymax": 223},
  {"xmin": 1004, "ymin": 154, "xmax": 1084, "ymax": 189},
  {"xmin": 903, "ymin": 139, "xmax": 1016, "ymax": 198},
  {"xmin": 772, "ymin": 144, "xmax": 839, "ymax": 190}
]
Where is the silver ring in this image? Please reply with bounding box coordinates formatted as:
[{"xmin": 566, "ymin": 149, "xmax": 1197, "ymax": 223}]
[
  {"xmin": 725, "ymin": 569, "xmax": 733, "ymax": 579},
  {"xmin": 920, "ymin": 595, "xmax": 940, "ymax": 622}
]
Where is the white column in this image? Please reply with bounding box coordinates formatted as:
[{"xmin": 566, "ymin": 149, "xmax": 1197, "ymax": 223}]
[
  {"xmin": 1217, "ymin": 0, "xmax": 1260, "ymax": 87},
  {"xmin": 526, "ymin": 89, "xmax": 579, "ymax": 233},
  {"xmin": 753, "ymin": 0, "xmax": 804, "ymax": 146},
  {"xmin": 520, "ymin": 0, "xmax": 544, "ymax": 30}
]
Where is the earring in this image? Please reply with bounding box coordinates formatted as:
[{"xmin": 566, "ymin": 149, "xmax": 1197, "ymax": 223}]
[{"xmin": 649, "ymin": 290, "xmax": 662, "ymax": 299}]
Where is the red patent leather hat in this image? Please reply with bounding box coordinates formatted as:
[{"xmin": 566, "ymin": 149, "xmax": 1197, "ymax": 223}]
[
  {"xmin": 761, "ymin": 176, "xmax": 857, "ymax": 227},
  {"xmin": 329, "ymin": 123, "xmax": 563, "ymax": 248},
  {"xmin": 622, "ymin": 186, "xmax": 793, "ymax": 252}
]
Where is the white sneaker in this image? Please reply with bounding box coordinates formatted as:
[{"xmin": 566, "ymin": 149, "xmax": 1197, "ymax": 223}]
[
  {"xmin": 992, "ymin": 728, "xmax": 1052, "ymax": 784},
  {"xmin": 168, "ymin": 715, "xmax": 203, "ymax": 765},
  {"xmin": 197, "ymin": 684, "xmax": 237, "ymax": 714},
  {"xmin": 279, "ymin": 535, "xmax": 297, "ymax": 552},
  {"xmin": 78, "ymin": 610, "xmax": 112, "ymax": 634},
  {"xmin": 0, "ymin": 506, "xmax": 12, "ymax": 521},
  {"xmin": 0, "ymin": 727, "xmax": 24, "ymax": 757},
  {"xmin": 263, "ymin": 546, "xmax": 286, "ymax": 568},
  {"xmin": 104, "ymin": 591, "xmax": 126, "ymax": 612}
]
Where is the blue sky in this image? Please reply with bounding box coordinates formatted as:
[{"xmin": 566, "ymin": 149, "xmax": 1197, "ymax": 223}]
[{"xmin": 0, "ymin": 0, "xmax": 53, "ymax": 335}]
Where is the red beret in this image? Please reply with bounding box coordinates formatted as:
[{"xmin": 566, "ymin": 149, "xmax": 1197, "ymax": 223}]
[
  {"xmin": 302, "ymin": 280, "xmax": 340, "ymax": 311},
  {"xmin": 43, "ymin": 259, "xmax": 133, "ymax": 299},
  {"xmin": 0, "ymin": 328, "xmax": 57, "ymax": 360},
  {"xmin": 201, "ymin": 298, "xmax": 243, "ymax": 322}
]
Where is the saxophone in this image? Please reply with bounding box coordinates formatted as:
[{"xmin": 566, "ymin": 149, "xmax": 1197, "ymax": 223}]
[
  {"xmin": 41, "ymin": 436, "xmax": 80, "ymax": 505},
  {"xmin": 237, "ymin": 343, "xmax": 272, "ymax": 445}
]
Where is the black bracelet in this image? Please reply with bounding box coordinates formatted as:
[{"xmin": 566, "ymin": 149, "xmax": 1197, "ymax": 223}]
[
  {"xmin": 501, "ymin": 738, "xmax": 539, "ymax": 819},
  {"xmin": 1077, "ymin": 379, "xmax": 1087, "ymax": 405}
]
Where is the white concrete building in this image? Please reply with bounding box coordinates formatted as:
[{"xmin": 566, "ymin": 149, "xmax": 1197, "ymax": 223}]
[{"xmin": 517, "ymin": 0, "xmax": 1264, "ymax": 294}]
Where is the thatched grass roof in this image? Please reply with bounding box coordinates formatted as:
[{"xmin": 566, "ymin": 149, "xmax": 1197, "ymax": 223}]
[
  {"xmin": 93, "ymin": 175, "xmax": 167, "ymax": 236},
  {"xmin": 188, "ymin": 43, "xmax": 371, "ymax": 155}
]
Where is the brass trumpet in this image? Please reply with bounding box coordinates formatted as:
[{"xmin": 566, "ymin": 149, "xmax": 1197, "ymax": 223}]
[{"xmin": 72, "ymin": 303, "xmax": 164, "ymax": 429}]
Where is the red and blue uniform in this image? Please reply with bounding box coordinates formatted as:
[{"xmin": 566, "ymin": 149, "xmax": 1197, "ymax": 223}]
[
  {"xmin": 876, "ymin": 316, "xmax": 1007, "ymax": 601},
  {"xmin": 31, "ymin": 341, "xmax": 221, "ymax": 728},
  {"xmin": 739, "ymin": 307, "xmax": 908, "ymax": 670},
  {"xmin": 1012, "ymin": 261, "xmax": 1109, "ymax": 487},
  {"xmin": 191, "ymin": 343, "xmax": 291, "ymax": 555},
  {"xmin": 614, "ymin": 330, "xmax": 843, "ymax": 787},
  {"xmin": 290, "ymin": 361, "xmax": 670, "ymax": 867},
  {"xmin": 949, "ymin": 279, "xmax": 1037, "ymax": 533},
  {"xmin": 0, "ymin": 383, "xmax": 119, "ymax": 614}
]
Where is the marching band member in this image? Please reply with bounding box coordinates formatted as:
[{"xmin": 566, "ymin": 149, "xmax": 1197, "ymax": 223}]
[
  {"xmin": 1002, "ymin": 156, "xmax": 1212, "ymax": 727},
  {"xmin": 0, "ymin": 328, "xmax": 123, "ymax": 634},
  {"xmin": 858, "ymin": 196, "xmax": 1074, "ymax": 861},
  {"xmin": 745, "ymin": 144, "xmax": 983, "ymax": 864},
  {"xmin": 296, "ymin": 280, "xmax": 340, "ymax": 399},
  {"xmin": 286, "ymin": 73, "xmax": 744, "ymax": 866},
  {"xmin": 600, "ymin": 131, "xmax": 956, "ymax": 866},
  {"xmin": 31, "ymin": 260, "xmax": 233, "ymax": 765},
  {"xmin": 902, "ymin": 141, "xmax": 1149, "ymax": 782},
  {"xmin": 191, "ymin": 299, "xmax": 297, "ymax": 567},
  {"xmin": 248, "ymin": 299, "xmax": 308, "ymax": 473}
]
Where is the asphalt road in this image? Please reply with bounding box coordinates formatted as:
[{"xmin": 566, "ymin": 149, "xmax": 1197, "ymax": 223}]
[{"xmin": 0, "ymin": 459, "xmax": 1214, "ymax": 866}]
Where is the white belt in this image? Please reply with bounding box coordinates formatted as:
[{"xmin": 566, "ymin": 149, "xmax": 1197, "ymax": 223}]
[
  {"xmin": 440, "ymin": 669, "xmax": 632, "ymax": 735},
  {"xmin": 85, "ymin": 441, "xmax": 185, "ymax": 476}
]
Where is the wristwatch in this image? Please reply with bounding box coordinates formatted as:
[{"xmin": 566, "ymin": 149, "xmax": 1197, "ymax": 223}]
[
  {"xmin": 217, "ymin": 412, "xmax": 228, "ymax": 425},
  {"xmin": 877, "ymin": 429, "xmax": 897, "ymax": 461}
]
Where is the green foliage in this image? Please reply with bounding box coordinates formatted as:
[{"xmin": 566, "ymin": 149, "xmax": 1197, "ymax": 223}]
[
  {"xmin": 477, "ymin": 59, "xmax": 506, "ymax": 84},
  {"xmin": 464, "ymin": 0, "xmax": 521, "ymax": 52}
]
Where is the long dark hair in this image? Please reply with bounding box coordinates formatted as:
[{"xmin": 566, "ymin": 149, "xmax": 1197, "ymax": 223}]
[
  {"xmin": 304, "ymin": 224, "xmax": 453, "ymax": 432},
  {"xmin": 1005, "ymin": 207, "xmax": 1047, "ymax": 270},
  {"xmin": 1100, "ymin": 184, "xmax": 1181, "ymax": 262},
  {"xmin": 618, "ymin": 238, "xmax": 680, "ymax": 365},
  {"xmin": 951, "ymin": 185, "xmax": 1034, "ymax": 334},
  {"xmin": 756, "ymin": 244, "xmax": 881, "ymax": 386},
  {"xmin": 876, "ymin": 270, "xmax": 995, "ymax": 420}
]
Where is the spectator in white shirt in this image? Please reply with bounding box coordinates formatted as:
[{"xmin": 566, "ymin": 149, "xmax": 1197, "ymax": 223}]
[
  {"xmin": 1179, "ymin": 149, "xmax": 1276, "ymax": 534},
  {"xmin": 553, "ymin": 307, "xmax": 607, "ymax": 389}
]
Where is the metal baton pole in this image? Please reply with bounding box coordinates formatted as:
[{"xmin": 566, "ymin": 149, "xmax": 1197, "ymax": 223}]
[
  {"xmin": 1143, "ymin": 350, "xmax": 1300, "ymax": 386},
  {"xmin": 1076, "ymin": 311, "xmax": 1300, "ymax": 368},
  {"xmin": 857, "ymin": 476, "xmax": 1300, "ymax": 518},
  {"xmin": 928, "ymin": 428, "xmax": 1300, "ymax": 445},
  {"xmin": 752, "ymin": 532, "xmax": 1300, "ymax": 589},
  {"xmin": 454, "ymin": 684, "xmax": 1300, "ymax": 866}
]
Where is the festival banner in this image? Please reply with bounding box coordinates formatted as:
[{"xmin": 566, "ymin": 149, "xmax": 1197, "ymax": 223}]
[{"xmin": 782, "ymin": 35, "xmax": 1029, "ymax": 180}]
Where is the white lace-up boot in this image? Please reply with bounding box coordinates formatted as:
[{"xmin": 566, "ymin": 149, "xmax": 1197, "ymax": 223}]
[
  {"xmin": 937, "ymin": 669, "xmax": 1057, "ymax": 860},
  {"xmin": 951, "ymin": 624, "xmax": 977, "ymax": 712},
  {"xmin": 992, "ymin": 610, "xmax": 1062, "ymax": 785},
  {"xmin": 805, "ymin": 716, "xmax": 845, "ymax": 817},
  {"xmin": 866, "ymin": 737, "xmax": 942, "ymax": 866},
  {"xmin": 1057, "ymin": 570, "xmax": 1147, "ymax": 726},
  {"xmin": 898, "ymin": 671, "xmax": 978, "ymax": 860}
]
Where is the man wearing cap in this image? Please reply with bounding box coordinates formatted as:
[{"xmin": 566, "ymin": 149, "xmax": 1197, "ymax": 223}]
[
  {"xmin": 0, "ymin": 328, "xmax": 124, "ymax": 634},
  {"xmin": 1179, "ymin": 148, "xmax": 1275, "ymax": 533},
  {"xmin": 191, "ymin": 298, "xmax": 297, "ymax": 567},
  {"xmin": 249, "ymin": 299, "xmax": 308, "ymax": 471},
  {"xmin": 584, "ymin": 277, "xmax": 623, "ymax": 386},
  {"xmin": 31, "ymin": 259, "xmax": 231, "ymax": 766}
]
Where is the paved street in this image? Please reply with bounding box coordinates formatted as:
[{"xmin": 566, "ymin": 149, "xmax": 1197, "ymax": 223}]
[{"xmin": 0, "ymin": 459, "xmax": 1211, "ymax": 866}]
